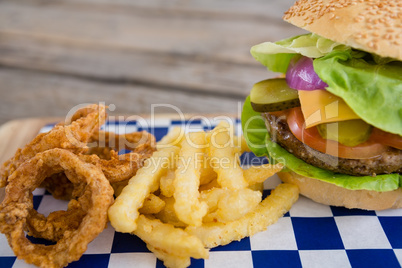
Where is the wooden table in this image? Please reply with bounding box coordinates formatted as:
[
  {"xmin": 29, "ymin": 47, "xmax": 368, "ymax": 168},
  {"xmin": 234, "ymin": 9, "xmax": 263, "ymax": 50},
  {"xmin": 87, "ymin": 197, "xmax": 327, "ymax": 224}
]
[{"xmin": 0, "ymin": 0, "xmax": 305, "ymax": 126}]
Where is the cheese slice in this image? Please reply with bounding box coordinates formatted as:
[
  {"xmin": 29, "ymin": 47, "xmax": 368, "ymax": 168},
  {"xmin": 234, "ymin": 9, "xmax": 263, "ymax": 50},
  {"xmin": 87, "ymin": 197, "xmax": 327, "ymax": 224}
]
[{"xmin": 298, "ymin": 90, "xmax": 360, "ymax": 128}]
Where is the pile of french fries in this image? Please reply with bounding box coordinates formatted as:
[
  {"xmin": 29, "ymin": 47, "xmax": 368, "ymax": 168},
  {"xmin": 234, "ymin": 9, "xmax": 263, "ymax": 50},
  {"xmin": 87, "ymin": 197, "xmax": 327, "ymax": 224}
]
[{"xmin": 108, "ymin": 122, "xmax": 299, "ymax": 268}]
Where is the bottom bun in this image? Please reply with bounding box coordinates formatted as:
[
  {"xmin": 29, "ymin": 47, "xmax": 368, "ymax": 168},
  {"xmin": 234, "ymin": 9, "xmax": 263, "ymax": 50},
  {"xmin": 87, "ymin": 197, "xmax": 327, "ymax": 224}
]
[{"xmin": 278, "ymin": 171, "xmax": 402, "ymax": 210}]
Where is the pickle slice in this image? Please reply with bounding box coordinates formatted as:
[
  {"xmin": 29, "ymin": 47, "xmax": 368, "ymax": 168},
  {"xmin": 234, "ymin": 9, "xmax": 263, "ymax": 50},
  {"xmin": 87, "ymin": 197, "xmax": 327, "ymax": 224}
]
[
  {"xmin": 317, "ymin": 119, "xmax": 372, "ymax": 147},
  {"xmin": 250, "ymin": 78, "xmax": 300, "ymax": 112}
]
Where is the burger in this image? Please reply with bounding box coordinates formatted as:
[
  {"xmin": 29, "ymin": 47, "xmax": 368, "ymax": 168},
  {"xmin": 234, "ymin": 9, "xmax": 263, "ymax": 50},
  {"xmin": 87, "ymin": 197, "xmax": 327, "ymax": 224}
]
[{"xmin": 241, "ymin": 0, "xmax": 402, "ymax": 210}]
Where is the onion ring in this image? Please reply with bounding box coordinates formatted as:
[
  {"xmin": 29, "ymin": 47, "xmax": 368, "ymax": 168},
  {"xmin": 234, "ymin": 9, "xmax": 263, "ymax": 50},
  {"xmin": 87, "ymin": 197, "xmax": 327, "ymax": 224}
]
[
  {"xmin": 71, "ymin": 129, "xmax": 155, "ymax": 184},
  {"xmin": 0, "ymin": 104, "xmax": 107, "ymax": 187},
  {"xmin": 26, "ymin": 171, "xmax": 89, "ymax": 241},
  {"xmin": 84, "ymin": 130, "xmax": 156, "ymax": 183},
  {"xmin": 26, "ymin": 198, "xmax": 87, "ymax": 242},
  {"xmin": 41, "ymin": 130, "xmax": 156, "ymax": 200},
  {"xmin": 38, "ymin": 172, "xmax": 77, "ymax": 201},
  {"xmin": 0, "ymin": 148, "xmax": 113, "ymax": 268},
  {"xmin": 89, "ymin": 130, "xmax": 156, "ymax": 155}
]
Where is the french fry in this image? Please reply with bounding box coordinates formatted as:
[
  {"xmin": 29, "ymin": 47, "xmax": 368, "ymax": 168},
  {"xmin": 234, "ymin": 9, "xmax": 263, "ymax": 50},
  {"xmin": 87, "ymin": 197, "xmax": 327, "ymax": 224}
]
[
  {"xmin": 200, "ymin": 187, "xmax": 225, "ymax": 223},
  {"xmin": 198, "ymin": 177, "xmax": 220, "ymax": 192},
  {"xmin": 155, "ymin": 196, "xmax": 187, "ymax": 228},
  {"xmin": 108, "ymin": 146, "xmax": 179, "ymax": 233},
  {"xmin": 215, "ymin": 188, "xmax": 262, "ymax": 223},
  {"xmin": 160, "ymin": 169, "xmax": 176, "ymax": 198},
  {"xmin": 174, "ymin": 132, "xmax": 208, "ymax": 226},
  {"xmin": 200, "ymin": 187, "xmax": 225, "ymax": 213},
  {"xmin": 201, "ymin": 188, "xmax": 262, "ymax": 223},
  {"xmin": 147, "ymin": 244, "xmax": 191, "ymax": 268},
  {"xmin": 157, "ymin": 127, "xmax": 184, "ymax": 149},
  {"xmin": 244, "ymin": 163, "xmax": 284, "ymax": 186},
  {"xmin": 139, "ymin": 194, "xmax": 166, "ymax": 215},
  {"xmin": 186, "ymin": 183, "xmax": 299, "ymax": 248},
  {"xmin": 199, "ymin": 156, "xmax": 217, "ymax": 185},
  {"xmin": 206, "ymin": 122, "xmax": 248, "ymax": 189},
  {"xmin": 248, "ymin": 182, "xmax": 264, "ymax": 193},
  {"xmin": 134, "ymin": 215, "xmax": 209, "ymax": 259}
]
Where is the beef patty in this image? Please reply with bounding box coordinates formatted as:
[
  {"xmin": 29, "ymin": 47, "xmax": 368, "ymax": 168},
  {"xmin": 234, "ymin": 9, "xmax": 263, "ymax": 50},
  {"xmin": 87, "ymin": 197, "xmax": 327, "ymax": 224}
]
[{"xmin": 264, "ymin": 112, "xmax": 402, "ymax": 176}]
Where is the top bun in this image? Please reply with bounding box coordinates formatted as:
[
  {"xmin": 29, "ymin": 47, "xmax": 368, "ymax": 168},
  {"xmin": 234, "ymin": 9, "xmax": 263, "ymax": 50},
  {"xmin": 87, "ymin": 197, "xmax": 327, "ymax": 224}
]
[{"xmin": 283, "ymin": 0, "xmax": 402, "ymax": 61}]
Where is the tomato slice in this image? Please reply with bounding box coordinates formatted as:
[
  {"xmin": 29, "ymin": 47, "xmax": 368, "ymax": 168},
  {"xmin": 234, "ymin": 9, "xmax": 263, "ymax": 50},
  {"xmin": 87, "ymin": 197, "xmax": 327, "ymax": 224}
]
[
  {"xmin": 286, "ymin": 107, "xmax": 389, "ymax": 159},
  {"xmin": 370, "ymin": 127, "xmax": 402, "ymax": 150}
]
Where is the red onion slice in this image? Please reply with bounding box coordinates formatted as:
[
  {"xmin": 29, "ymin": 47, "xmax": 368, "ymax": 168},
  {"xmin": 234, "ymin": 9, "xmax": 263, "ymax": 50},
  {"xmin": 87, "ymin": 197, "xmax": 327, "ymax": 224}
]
[{"xmin": 286, "ymin": 56, "xmax": 328, "ymax": 90}]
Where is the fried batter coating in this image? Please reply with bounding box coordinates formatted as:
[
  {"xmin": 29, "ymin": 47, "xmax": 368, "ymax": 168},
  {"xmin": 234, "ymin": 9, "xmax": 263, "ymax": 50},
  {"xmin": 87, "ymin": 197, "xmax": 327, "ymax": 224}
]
[
  {"xmin": 84, "ymin": 130, "xmax": 156, "ymax": 183},
  {"xmin": 42, "ymin": 130, "xmax": 156, "ymax": 200},
  {"xmin": 0, "ymin": 104, "xmax": 107, "ymax": 187},
  {"xmin": 0, "ymin": 149, "xmax": 114, "ymax": 268}
]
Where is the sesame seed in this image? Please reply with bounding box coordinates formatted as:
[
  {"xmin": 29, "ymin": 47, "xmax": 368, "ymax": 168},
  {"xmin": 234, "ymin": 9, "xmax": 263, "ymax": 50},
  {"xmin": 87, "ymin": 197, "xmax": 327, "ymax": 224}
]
[{"xmin": 354, "ymin": 16, "xmax": 363, "ymax": 22}]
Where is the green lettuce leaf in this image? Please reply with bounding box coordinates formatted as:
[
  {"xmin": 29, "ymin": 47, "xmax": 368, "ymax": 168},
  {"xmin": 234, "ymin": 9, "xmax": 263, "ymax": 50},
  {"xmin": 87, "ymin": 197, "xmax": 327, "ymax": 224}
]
[
  {"xmin": 241, "ymin": 96, "xmax": 269, "ymax": 157},
  {"xmin": 250, "ymin": 33, "xmax": 402, "ymax": 135},
  {"xmin": 314, "ymin": 50, "xmax": 402, "ymax": 135},
  {"xmin": 241, "ymin": 97, "xmax": 401, "ymax": 192},
  {"xmin": 250, "ymin": 33, "xmax": 347, "ymax": 73}
]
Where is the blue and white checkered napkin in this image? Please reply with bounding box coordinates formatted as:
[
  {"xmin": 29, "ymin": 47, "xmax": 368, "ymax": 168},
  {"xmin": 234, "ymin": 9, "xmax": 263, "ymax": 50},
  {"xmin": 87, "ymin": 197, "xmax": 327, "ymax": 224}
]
[{"xmin": 1, "ymin": 118, "xmax": 401, "ymax": 268}]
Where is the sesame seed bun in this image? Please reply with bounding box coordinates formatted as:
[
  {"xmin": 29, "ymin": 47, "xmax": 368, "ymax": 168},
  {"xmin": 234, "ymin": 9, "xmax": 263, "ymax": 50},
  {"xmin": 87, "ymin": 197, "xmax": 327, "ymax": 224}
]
[
  {"xmin": 283, "ymin": 0, "xmax": 402, "ymax": 61},
  {"xmin": 278, "ymin": 171, "xmax": 402, "ymax": 210}
]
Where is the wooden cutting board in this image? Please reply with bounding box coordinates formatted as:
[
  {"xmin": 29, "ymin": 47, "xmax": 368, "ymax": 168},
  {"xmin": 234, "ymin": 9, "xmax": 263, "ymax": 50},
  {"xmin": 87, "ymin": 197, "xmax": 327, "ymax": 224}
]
[
  {"xmin": 0, "ymin": 117, "xmax": 61, "ymax": 202},
  {"xmin": 0, "ymin": 118, "xmax": 61, "ymax": 163}
]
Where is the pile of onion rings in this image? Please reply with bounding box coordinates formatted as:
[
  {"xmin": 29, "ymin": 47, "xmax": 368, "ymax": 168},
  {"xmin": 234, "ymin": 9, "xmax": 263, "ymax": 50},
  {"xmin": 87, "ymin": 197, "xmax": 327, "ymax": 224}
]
[{"xmin": 0, "ymin": 104, "xmax": 156, "ymax": 267}]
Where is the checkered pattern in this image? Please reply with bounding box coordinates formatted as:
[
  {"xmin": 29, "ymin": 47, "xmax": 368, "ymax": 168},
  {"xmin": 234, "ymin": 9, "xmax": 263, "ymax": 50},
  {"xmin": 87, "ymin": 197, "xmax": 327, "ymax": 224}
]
[{"xmin": 1, "ymin": 118, "xmax": 401, "ymax": 268}]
